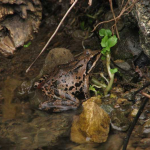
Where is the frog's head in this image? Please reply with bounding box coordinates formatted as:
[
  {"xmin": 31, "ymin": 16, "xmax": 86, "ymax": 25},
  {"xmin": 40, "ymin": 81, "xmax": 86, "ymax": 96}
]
[{"xmin": 84, "ymin": 49, "xmax": 101, "ymax": 74}]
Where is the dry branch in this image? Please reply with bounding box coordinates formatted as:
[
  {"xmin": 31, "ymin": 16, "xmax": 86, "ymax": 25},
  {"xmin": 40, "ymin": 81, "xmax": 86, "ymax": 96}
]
[
  {"xmin": 26, "ymin": 0, "xmax": 78, "ymax": 73},
  {"xmin": 92, "ymin": 0, "xmax": 139, "ymax": 32}
]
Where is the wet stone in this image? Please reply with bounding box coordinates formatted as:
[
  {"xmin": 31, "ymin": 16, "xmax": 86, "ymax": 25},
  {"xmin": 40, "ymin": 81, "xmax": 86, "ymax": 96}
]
[
  {"xmin": 110, "ymin": 109, "xmax": 130, "ymax": 131},
  {"xmin": 0, "ymin": 112, "xmax": 75, "ymax": 149},
  {"xmin": 115, "ymin": 61, "xmax": 131, "ymax": 71},
  {"xmin": 37, "ymin": 48, "xmax": 74, "ymax": 79},
  {"xmin": 71, "ymin": 97, "xmax": 110, "ymax": 144},
  {"xmin": 142, "ymin": 120, "xmax": 150, "ymax": 134},
  {"xmin": 116, "ymin": 0, "xmax": 150, "ymax": 58}
]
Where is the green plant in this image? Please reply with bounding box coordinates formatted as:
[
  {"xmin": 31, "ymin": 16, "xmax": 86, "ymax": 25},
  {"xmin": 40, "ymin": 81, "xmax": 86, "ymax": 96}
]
[
  {"xmin": 89, "ymin": 85, "xmax": 98, "ymax": 96},
  {"xmin": 100, "ymin": 28, "xmax": 118, "ymax": 95},
  {"xmin": 89, "ymin": 29, "xmax": 118, "ymax": 96},
  {"xmin": 24, "ymin": 41, "xmax": 31, "ymax": 48}
]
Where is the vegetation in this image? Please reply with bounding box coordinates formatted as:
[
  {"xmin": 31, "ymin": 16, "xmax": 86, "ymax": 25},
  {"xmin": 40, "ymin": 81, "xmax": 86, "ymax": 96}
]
[
  {"xmin": 24, "ymin": 41, "xmax": 31, "ymax": 48},
  {"xmin": 90, "ymin": 29, "xmax": 118, "ymax": 96}
]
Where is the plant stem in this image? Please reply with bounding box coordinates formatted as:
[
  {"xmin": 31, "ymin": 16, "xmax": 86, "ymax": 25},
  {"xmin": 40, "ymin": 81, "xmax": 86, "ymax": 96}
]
[
  {"xmin": 104, "ymin": 73, "xmax": 114, "ymax": 95},
  {"xmin": 91, "ymin": 77, "xmax": 107, "ymax": 88},
  {"xmin": 106, "ymin": 53, "xmax": 111, "ymax": 78},
  {"xmin": 104, "ymin": 53, "xmax": 114, "ymax": 95}
]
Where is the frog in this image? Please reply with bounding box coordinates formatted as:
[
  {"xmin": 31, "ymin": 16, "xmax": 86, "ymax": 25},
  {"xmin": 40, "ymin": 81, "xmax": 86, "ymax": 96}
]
[{"xmin": 34, "ymin": 49, "xmax": 101, "ymax": 112}]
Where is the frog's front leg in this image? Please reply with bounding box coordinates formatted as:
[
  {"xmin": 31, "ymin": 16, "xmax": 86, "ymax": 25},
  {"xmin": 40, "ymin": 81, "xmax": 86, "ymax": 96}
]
[
  {"xmin": 39, "ymin": 89, "xmax": 80, "ymax": 112},
  {"xmin": 83, "ymin": 75, "xmax": 90, "ymax": 100}
]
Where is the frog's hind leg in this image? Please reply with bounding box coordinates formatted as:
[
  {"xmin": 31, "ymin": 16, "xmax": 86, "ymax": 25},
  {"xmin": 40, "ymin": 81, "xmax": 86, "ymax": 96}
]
[
  {"xmin": 39, "ymin": 89, "xmax": 80, "ymax": 112},
  {"xmin": 39, "ymin": 99, "xmax": 80, "ymax": 112}
]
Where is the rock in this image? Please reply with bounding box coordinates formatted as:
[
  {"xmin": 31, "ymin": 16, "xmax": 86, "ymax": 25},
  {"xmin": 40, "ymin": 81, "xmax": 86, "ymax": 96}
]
[
  {"xmin": 71, "ymin": 97, "xmax": 110, "ymax": 144},
  {"xmin": 140, "ymin": 138, "xmax": 150, "ymax": 147},
  {"xmin": 0, "ymin": 112, "xmax": 74, "ymax": 149},
  {"xmin": 115, "ymin": 98, "xmax": 132, "ymax": 110},
  {"xmin": 37, "ymin": 48, "xmax": 74, "ymax": 79},
  {"xmin": 134, "ymin": 1, "xmax": 150, "ymax": 57},
  {"xmin": 112, "ymin": 28, "xmax": 142, "ymax": 60},
  {"xmin": 139, "ymin": 112, "xmax": 146, "ymax": 120},
  {"xmin": 130, "ymin": 108, "xmax": 138, "ymax": 117},
  {"xmin": 133, "ymin": 51, "xmax": 150, "ymax": 68},
  {"xmin": 116, "ymin": 0, "xmax": 150, "ymax": 58},
  {"xmin": 116, "ymin": 98, "xmax": 128, "ymax": 104},
  {"xmin": 100, "ymin": 104, "xmax": 114, "ymax": 115},
  {"xmin": 114, "ymin": 61, "xmax": 131, "ymax": 71},
  {"xmin": 0, "ymin": 0, "xmax": 42, "ymax": 57},
  {"xmin": 142, "ymin": 120, "xmax": 150, "ymax": 134},
  {"xmin": 110, "ymin": 109, "xmax": 130, "ymax": 131},
  {"xmin": 72, "ymin": 30, "xmax": 87, "ymax": 40}
]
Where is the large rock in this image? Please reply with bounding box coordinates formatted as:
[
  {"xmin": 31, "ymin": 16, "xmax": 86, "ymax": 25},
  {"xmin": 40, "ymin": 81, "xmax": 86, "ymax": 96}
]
[
  {"xmin": 0, "ymin": 0, "xmax": 42, "ymax": 57},
  {"xmin": 71, "ymin": 97, "xmax": 110, "ymax": 144},
  {"xmin": 116, "ymin": 0, "xmax": 150, "ymax": 58},
  {"xmin": 134, "ymin": 1, "xmax": 150, "ymax": 57},
  {"xmin": 37, "ymin": 48, "xmax": 74, "ymax": 78}
]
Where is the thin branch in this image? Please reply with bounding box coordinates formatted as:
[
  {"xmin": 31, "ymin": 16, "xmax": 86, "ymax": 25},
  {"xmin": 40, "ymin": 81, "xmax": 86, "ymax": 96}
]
[
  {"xmin": 88, "ymin": 0, "xmax": 92, "ymax": 6},
  {"xmin": 92, "ymin": 0, "xmax": 138, "ymax": 32},
  {"xmin": 131, "ymin": 82, "xmax": 150, "ymax": 102},
  {"xmin": 141, "ymin": 92, "xmax": 150, "ymax": 99},
  {"xmin": 26, "ymin": 0, "xmax": 78, "ymax": 73},
  {"xmin": 109, "ymin": 0, "xmax": 120, "ymax": 39},
  {"xmin": 121, "ymin": 0, "xmax": 125, "ymax": 8},
  {"xmin": 122, "ymin": 97, "xmax": 149, "ymax": 150}
]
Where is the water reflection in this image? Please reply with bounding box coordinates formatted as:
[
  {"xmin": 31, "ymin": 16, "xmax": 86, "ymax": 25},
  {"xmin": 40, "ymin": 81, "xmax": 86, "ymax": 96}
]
[
  {"xmin": 0, "ymin": 77, "xmax": 124, "ymax": 150},
  {"xmin": 2, "ymin": 77, "xmax": 22, "ymax": 121}
]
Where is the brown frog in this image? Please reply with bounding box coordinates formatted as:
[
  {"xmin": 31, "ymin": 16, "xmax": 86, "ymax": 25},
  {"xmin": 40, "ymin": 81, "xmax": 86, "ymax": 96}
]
[{"xmin": 34, "ymin": 49, "xmax": 101, "ymax": 112}]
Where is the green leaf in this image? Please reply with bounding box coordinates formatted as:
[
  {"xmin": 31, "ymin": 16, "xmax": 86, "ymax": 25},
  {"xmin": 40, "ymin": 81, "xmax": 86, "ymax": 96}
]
[
  {"xmin": 101, "ymin": 47, "xmax": 110, "ymax": 55},
  {"xmin": 110, "ymin": 68, "xmax": 118, "ymax": 74},
  {"xmin": 80, "ymin": 21, "xmax": 85, "ymax": 30},
  {"xmin": 99, "ymin": 29, "xmax": 106, "ymax": 36},
  {"xmin": 101, "ymin": 55, "xmax": 106, "ymax": 60},
  {"xmin": 99, "ymin": 29, "xmax": 112, "ymax": 37},
  {"xmin": 24, "ymin": 41, "xmax": 31, "ymax": 48},
  {"xmin": 107, "ymin": 35, "xmax": 117, "ymax": 48},
  {"xmin": 101, "ymin": 35, "xmax": 108, "ymax": 47},
  {"xmin": 89, "ymin": 85, "xmax": 96, "ymax": 92},
  {"xmin": 105, "ymin": 29, "xmax": 112, "ymax": 37},
  {"xmin": 97, "ymin": 91, "xmax": 101, "ymax": 94}
]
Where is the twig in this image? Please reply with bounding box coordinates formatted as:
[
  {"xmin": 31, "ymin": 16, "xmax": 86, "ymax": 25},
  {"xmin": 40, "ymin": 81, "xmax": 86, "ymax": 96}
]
[
  {"xmin": 122, "ymin": 97, "xmax": 149, "ymax": 150},
  {"xmin": 131, "ymin": 82, "xmax": 150, "ymax": 102},
  {"xmin": 88, "ymin": 0, "xmax": 92, "ymax": 6},
  {"xmin": 109, "ymin": 0, "xmax": 120, "ymax": 39},
  {"xmin": 121, "ymin": 0, "xmax": 125, "ymax": 8},
  {"xmin": 92, "ymin": 0, "xmax": 138, "ymax": 32},
  {"xmin": 141, "ymin": 92, "xmax": 150, "ymax": 99},
  {"xmin": 26, "ymin": 0, "xmax": 78, "ymax": 73}
]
